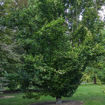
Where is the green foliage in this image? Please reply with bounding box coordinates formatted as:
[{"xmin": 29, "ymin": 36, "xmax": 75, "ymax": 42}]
[
  {"xmin": 82, "ymin": 29, "xmax": 105, "ymax": 84},
  {"xmin": 5, "ymin": 73, "xmax": 19, "ymax": 91},
  {"xmin": 0, "ymin": 0, "xmax": 105, "ymax": 100},
  {"xmin": 0, "ymin": 0, "xmax": 22, "ymax": 91}
]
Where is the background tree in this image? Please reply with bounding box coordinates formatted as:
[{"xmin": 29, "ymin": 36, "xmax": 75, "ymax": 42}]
[
  {"xmin": 0, "ymin": 0, "xmax": 22, "ymax": 90},
  {"xmin": 82, "ymin": 29, "xmax": 105, "ymax": 84}
]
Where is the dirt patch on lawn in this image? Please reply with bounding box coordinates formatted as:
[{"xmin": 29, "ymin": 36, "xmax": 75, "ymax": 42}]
[
  {"xmin": 30, "ymin": 100, "xmax": 83, "ymax": 105},
  {"xmin": 0, "ymin": 96, "xmax": 15, "ymax": 99}
]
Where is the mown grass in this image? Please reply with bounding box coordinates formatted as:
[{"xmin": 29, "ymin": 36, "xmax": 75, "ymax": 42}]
[{"xmin": 0, "ymin": 85, "xmax": 105, "ymax": 105}]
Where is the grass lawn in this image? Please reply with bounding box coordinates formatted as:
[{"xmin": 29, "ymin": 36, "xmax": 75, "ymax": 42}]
[{"xmin": 0, "ymin": 85, "xmax": 105, "ymax": 105}]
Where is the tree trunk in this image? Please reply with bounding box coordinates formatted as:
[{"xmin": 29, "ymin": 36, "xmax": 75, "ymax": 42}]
[
  {"xmin": 87, "ymin": 79, "xmax": 89, "ymax": 83},
  {"xmin": 93, "ymin": 76, "xmax": 97, "ymax": 84},
  {"xmin": 56, "ymin": 97, "xmax": 62, "ymax": 104}
]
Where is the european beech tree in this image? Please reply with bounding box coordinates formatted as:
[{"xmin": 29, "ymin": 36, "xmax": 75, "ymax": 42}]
[{"xmin": 1, "ymin": 0, "xmax": 105, "ymax": 104}]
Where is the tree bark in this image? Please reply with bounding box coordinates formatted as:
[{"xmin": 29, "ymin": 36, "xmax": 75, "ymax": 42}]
[
  {"xmin": 93, "ymin": 76, "xmax": 97, "ymax": 84},
  {"xmin": 56, "ymin": 97, "xmax": 62, "ymax": 104}
]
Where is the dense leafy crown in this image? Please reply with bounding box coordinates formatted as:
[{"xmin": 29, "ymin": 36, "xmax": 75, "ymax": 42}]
[{"xmin": 0, "ymin": 0, "xmax": 105, "ymax": 99}]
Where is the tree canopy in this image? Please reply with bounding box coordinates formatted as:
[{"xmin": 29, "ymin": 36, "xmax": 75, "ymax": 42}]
[{"xmin": 0, "ymin": 0, "xmax": 105, "ymax": 103}]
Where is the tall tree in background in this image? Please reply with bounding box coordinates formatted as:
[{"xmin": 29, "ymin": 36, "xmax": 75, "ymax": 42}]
[
  {"xmin": 0, "ymin": 0, "xmax": 21, "ymax": 90},
  {"xmin": 82, "ymin": 29, "xmax": 105, "ymax": 84},
  {"xmin": 0, "ymin": 0, "xmax": 105, "ymax": 103}
]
